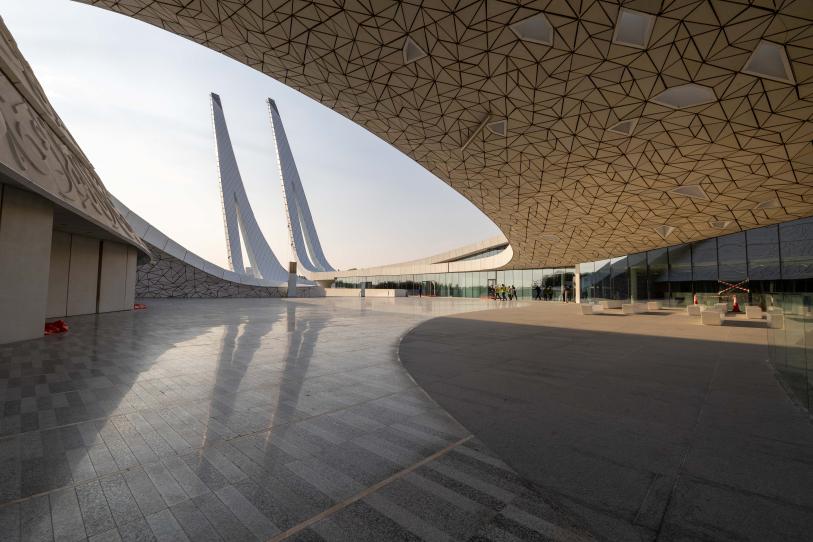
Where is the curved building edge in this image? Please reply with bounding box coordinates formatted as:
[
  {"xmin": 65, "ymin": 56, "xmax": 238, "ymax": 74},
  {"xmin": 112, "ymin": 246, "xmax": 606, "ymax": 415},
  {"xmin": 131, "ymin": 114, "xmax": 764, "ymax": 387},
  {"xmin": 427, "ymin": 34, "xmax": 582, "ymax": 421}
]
[{"xmin": 309, "ymin": 234, "xmax": 513, "ymax": 282}]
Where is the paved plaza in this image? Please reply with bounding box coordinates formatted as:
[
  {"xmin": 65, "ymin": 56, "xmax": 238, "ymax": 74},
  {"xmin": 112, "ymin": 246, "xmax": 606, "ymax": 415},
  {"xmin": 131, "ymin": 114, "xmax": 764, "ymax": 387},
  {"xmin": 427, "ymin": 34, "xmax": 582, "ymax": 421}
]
[
  {"xmin": 401, "ymin": 303, "xmax": 813, "ymax": 541},
  {"xmin": 0, "ymin": 297, "xmax": 594, "ymax": 542}
]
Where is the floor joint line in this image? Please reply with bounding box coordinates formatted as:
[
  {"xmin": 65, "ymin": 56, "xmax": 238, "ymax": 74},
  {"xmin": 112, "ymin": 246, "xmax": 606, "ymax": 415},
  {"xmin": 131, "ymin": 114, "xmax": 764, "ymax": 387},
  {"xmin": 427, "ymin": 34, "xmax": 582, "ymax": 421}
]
[{"xmin": 267, "ymin": 434, "xmax": 473, "ymax": 542}]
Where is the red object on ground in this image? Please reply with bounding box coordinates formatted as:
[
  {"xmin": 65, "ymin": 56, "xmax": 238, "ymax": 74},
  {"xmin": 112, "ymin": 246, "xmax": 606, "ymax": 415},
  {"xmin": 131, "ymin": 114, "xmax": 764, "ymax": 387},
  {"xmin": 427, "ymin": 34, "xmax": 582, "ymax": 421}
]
[
  {"xmin": 732, "ymin": 295, "xmax": 740, "ymax": 312},
  {"xmin": 693, "ymin": 293, "xmax": 698, "ymax": 305},
  {"xmin": 133, "ymin": 303, "xmax": 147, "ymax": 310},
  {"xmin": 44, "ymin": 320, "xmax": 69, "ymax": 335}
]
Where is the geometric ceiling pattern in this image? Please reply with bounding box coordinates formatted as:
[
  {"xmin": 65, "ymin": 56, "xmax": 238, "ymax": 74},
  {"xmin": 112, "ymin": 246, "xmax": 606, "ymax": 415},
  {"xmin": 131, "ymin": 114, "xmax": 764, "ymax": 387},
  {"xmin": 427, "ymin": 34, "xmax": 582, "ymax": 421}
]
[{"xmin": 79, "ymin": 0, "xmax": 813, "ymax": 267}]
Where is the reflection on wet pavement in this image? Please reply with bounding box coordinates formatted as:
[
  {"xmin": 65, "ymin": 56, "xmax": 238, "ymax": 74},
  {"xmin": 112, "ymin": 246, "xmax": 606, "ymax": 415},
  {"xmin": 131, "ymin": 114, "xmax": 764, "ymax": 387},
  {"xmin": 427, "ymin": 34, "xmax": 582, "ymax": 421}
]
[{"xmin": 0, "ymin": 297, "xmax": 591, "ymax": 541}]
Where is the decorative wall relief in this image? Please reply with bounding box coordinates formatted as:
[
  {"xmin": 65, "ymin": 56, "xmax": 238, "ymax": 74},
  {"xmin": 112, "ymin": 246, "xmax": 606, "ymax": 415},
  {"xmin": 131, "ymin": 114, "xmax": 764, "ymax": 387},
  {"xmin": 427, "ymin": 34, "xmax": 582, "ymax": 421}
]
[{"xmin": 0, "ymin": 16, "xmax": 146, "ymax": 253}]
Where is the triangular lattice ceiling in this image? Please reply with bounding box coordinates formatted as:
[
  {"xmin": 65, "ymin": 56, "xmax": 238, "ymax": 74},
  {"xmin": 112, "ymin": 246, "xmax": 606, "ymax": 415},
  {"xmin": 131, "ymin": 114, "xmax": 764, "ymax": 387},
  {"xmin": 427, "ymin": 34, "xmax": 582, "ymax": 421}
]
[{"xmin": 79, "ymin": 0, "xmax": 813, "ymax": 268}]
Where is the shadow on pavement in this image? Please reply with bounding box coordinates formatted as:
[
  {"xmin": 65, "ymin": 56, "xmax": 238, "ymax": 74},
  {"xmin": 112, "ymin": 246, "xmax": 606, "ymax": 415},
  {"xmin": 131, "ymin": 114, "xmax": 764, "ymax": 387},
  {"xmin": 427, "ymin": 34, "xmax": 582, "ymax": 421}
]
[{"xmin": 400, "ymin": 311, "xmax": 813, "ymax": 542}]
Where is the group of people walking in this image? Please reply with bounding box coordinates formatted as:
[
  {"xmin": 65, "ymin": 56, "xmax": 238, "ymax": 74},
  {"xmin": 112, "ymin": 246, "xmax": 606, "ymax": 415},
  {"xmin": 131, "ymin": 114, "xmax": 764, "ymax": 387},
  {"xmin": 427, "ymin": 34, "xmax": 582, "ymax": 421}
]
[
  {"xmin": 532, "ymin": 284, "xmax": 557, "ymax": 301},
  {"xmin": 490, "ymin": 284, "xmax": 517, "ymax": 300},
  {"xmin": 488, "ymin": 283, "xmax": 573, "ymax": 302}
]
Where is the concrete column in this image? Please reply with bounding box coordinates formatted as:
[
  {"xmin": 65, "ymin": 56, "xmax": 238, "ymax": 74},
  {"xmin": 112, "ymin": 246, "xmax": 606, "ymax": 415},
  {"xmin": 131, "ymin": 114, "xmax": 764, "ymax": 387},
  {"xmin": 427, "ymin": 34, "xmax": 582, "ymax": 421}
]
[
  {"xmin": 574, "ymin": 268, "xmax": 581, "ymax": 304},
  {"xmin": 124, "ymin": 246, "xmax": 137, "ymax": 308},
  {"xmin": 630, "ymin": 267, "xmax": 638, "ymax": 302},
  {"xmin": 66, "ymin": 235, "xmax": 100, "ymax": 316},
  {"xmin": 98, "ymin": 240, "xmax": 129, "ymax": 312},
  {"xmin": 287, "ymin": 261, "xmax": 297, "ymax": 298},
  {"xmin": 46, "ymin": 231, "xmax": 71, "ymax": 318},
  {"xmin": 0, "ymin": 185, "xmax": 54, "ymax": 343}
]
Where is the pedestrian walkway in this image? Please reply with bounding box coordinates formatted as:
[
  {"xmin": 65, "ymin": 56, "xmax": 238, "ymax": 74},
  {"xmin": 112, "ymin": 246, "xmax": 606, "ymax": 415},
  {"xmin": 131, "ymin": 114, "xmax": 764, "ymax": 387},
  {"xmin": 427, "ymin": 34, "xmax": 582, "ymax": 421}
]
[
  {"xmin": 400, "ymin": 303, "xmax": 813, "ymax": 541},
  {"xmin": 0, "ymin": 297, "xmax": 592, "ymax": 541}
]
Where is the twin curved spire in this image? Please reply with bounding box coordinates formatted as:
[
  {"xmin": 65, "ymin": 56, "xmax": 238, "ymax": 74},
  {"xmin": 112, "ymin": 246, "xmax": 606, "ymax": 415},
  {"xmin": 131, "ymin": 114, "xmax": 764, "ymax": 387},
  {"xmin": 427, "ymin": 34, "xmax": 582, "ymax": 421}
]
[
  {"xmin": 267, "ymin": 99, "xmax": 334, "ymax": 273},
  {"xmin": 210, "ymin": 93, "xmax": 333, "ymax": 281}
]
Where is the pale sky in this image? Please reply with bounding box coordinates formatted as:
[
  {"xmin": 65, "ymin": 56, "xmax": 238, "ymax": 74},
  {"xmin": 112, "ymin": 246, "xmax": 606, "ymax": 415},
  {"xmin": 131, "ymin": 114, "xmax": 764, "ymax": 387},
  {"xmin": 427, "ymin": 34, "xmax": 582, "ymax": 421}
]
[{"xmin": 2, "ymin": 0, "xmax": 501, "ymax": 270}]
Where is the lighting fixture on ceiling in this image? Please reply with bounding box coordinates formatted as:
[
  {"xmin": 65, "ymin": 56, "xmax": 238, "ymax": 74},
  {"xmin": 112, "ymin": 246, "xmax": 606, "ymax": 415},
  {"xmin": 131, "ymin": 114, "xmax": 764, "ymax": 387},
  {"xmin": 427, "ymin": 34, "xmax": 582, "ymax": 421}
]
[
  {"xmin": 652, "ymin": 84, "xmax": 716, "ymax": 109},
  {"xmin": 654, "ymin": 225, "xmax": 675, "ymax": 239},
  {"xmin": 403, "ymin": 36, "xmax": 427, "ymax": 64},
  {"xmin": 742, "ymin": 40, "xmax": 795, "ymax": 84},
  {"xmin": 460, "ymin": 114, "xmax": 491, "ymax": 151},
  {"xmin": 754, "ymin": 198, "xmax": 781, "ymax": 210},
  {"xmin": 709, "ymin": 220, "xmax": 733, "ymax": 229},
  {"xmin": 486, "ymin": 119, "xmax": 507, "ymax": 136},
  {"xmin": 510, "ymin": 13, "xmax": 553, "ymax": 46},
  {"xmin": 670, "ymin": 185, "xmax": 709, "ymax": 200},
  {"xmin": 606, "ymin": 118, "xmax": 638, "ymax": 136},
  {"xmin": 612, "ymin": 8, "xmax": 655, "ymax": 49},
  {"xmin": 540, "ymin": 233, "xmax": 559, "ymax": 242}
]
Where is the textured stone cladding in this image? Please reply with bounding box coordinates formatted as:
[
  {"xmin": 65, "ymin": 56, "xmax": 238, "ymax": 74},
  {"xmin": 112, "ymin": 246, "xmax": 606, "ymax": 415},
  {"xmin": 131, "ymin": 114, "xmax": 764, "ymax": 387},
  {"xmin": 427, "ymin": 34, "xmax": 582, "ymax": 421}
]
[
  {"xmin": 136, "ymin": 244, "xmax": 313, "ymax": 298},
  {"xmin": 0, "ymin": 17, "xmax": 147, "ymax": 252}
]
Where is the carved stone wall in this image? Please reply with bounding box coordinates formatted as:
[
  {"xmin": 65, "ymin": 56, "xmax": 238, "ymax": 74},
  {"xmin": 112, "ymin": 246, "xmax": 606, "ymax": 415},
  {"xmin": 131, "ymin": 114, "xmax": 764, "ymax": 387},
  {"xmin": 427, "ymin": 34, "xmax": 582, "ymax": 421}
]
[
  {"xmin": 136, "ymin": 243, "xmax": 318, "ymax": 299},
  {"xmin": 0, "ymin": 17, "xmax": 146, "ymax": 253}
]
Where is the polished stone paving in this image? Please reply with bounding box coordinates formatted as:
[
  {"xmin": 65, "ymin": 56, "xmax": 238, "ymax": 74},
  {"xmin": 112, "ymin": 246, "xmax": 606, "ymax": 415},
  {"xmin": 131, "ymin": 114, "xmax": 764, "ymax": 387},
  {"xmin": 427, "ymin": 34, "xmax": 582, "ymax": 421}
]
[
  {"xmin": 0, "ymin": 297, "xmax": 593, "ymax": 541},
  {"xmin": 400, "ymin": 303, "xmax": 813, "ymax": 542}
]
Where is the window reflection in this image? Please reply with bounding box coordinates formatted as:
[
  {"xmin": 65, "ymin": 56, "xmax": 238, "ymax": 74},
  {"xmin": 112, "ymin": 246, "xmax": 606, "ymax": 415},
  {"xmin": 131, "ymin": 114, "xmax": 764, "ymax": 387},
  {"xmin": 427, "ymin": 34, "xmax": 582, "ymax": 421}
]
[{"xmin": 334, "ymin": 217, "xmax": 813, "ymax": 305}]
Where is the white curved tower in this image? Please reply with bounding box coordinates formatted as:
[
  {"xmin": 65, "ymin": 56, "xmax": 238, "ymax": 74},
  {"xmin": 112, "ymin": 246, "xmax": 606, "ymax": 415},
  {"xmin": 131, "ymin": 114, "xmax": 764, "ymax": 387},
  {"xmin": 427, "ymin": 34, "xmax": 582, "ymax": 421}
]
[
  {"xmin": 211, "ymin": 93, "xmax": 289, "ymax": 282},
  {"xmin": 267, "ymin": 98, "xmax": 334, "ymax": 273}
]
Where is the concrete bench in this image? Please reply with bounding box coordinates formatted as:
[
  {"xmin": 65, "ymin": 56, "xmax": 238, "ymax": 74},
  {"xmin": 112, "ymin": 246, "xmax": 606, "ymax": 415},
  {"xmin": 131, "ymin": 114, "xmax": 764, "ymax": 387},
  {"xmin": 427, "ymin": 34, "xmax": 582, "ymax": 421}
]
[
  {"xmin": 687, "ymin": 305, "xmax": 701, "ymax": 316},
  {"xmin": 647, "ymin": 301, "xmax": 662, "ymax": 310},
  {"xmin": 579, "ymin": 304, "xmax": 597, "ymax": 315},
  {"xmin": 701, "ymin": 310, "xmax": 725, "ymax": 326},
  {"xmin": 745, "ymin": 306, "xmax": 763, "ymax": 319},
  {"xmin": 622, "ymin": 303, "xmax": 641, "ymax": 314},
  {"xmin": 600, "ymin": 300, "xmax": 622, "ymax": 309},
  {"xmin": 767, "ymin": 313, "xmax": 784, "ymax": 329}
]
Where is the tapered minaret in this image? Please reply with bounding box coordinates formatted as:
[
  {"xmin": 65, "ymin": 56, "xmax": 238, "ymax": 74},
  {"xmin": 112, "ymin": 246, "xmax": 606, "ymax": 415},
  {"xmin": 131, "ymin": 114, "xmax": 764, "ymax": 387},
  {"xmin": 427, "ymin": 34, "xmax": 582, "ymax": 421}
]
[
  {"xmin": 211, "ymin": 93, "xmax": 289, "ymax": 282},
  {"xmin": 267, "ymin": 98, "xmax": 334, "ymax": 273}
]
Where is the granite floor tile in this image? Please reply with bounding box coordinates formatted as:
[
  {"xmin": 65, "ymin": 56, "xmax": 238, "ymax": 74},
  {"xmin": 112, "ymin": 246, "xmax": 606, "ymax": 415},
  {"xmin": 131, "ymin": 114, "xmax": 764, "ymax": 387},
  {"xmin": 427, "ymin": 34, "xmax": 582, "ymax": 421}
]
[
  {"xmin": 101, "ymin": 474, "xmax": 143, "ymax": 527},
  {"xmin": 0, "ymin": 298, "xmax": 598, "ymax": 541},
  {"xmin": 145, "ymin": 509, "xmax": 189, "ymax": 542},
  {"xmin": 191, "ymin": 492, "xmax": 256, "ymax": 542},
  {"xmin": 169, "ymin": 499, "xmax": 221, "ymax": 542},
  {"xmin": 76, "ymin": 480, "xmax": 117, "ymax": 538},
  {"xmin": 123, "ymin": 468, "xmax": 167, "ymax": 517},
  {"xmin": 143, "ymin": 462, "xmax": 188, "ymax": 507},
  {"xmin": 116, "ymin": 517, "xmax": 156, "ymax": 542},
  {"xmin": 50, "ymin": 487, "xmax": 87, "ymax": 542},
  {"xmin": 0, "ymin": 503, "xmax": 20, "ymax": 541},
  {"xmin": 214, "ymin": 484, "xmax": 279, "ymax": 540},
  {"xmin": 20, "ymin": 494, "xmax": 52, "ymax": 542}
]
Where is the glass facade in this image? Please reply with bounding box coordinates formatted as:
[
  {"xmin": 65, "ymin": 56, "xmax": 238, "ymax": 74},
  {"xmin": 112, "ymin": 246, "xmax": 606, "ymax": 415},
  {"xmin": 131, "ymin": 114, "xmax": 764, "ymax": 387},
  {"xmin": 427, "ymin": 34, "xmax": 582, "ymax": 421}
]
[
  {"xmin": 579, "ymin": 217, "xmax": 813, "ymax": 308},
  {"xmin": 767, "ymin": 294, "xmax": 813, "ymax": 412},
  {"xmin": 336, "ymin": 217, "xmax": 813, "ymax": 410},
  {"xmin": 334, "ymin": 268, "xmax": 576, "ymax": 300}
]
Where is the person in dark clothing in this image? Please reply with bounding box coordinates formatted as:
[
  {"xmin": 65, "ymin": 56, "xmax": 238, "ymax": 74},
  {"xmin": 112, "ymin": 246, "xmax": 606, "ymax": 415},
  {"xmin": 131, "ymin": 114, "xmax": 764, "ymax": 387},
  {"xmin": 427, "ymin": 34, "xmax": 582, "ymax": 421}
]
[
  {"xmin": 510, "ymin": 285, "xmax": 517, "ymax": 300},
  {"xmin": 533, "ymin": 284, "xmax": 541, "ymax": 300}
]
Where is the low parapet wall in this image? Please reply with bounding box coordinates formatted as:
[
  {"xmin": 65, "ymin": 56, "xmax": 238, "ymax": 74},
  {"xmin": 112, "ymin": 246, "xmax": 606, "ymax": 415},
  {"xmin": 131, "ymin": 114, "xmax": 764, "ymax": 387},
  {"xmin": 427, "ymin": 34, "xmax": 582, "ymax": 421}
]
[
  {"xmin": 324, "ymin": 288, "xmax": 406, "ymax": 297},
  {"xmin": 366, "ymin": 289, "xmax": 407, "ymax": 297}
]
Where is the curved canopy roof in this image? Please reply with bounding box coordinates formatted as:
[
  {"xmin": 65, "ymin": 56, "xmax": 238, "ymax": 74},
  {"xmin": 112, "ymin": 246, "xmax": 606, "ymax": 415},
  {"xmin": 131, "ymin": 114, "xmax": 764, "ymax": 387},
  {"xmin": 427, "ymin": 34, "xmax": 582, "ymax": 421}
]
[{"xmin": 79, "ymin": 0, "xmax": 813, "ymax": 267}]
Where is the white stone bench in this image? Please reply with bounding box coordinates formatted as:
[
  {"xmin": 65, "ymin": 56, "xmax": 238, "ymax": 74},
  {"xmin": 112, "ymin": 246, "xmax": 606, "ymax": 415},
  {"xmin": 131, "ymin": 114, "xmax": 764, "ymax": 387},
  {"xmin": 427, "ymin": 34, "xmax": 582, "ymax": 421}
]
[
  {"xmin": 579, "ymin": 304, "xmax": 597, "ymax": 315},
  {"xmin": 701, "ymin": 310, "xmax": 725, "ymax": 326},
  {"xmin": 687, "ymin": 305, "xmax": 701, "ymax": 316},
  {"xmin": 745, "ymin": 306, "xmax": 763, "ymax": 319},
  {"xmin": 767, "ymin": 313, "xmax": 784, "ymax": 329},
  {"xmin": 600, "ymin": 300, "xmax": 622, "ymax": 309},
  {"xmin": 647, "ymin": 301, "xmax": 662, "ymax": 310},
  {"xmin": 622, "ymin": 303, "xmax": 641, "ymax": 314}
]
